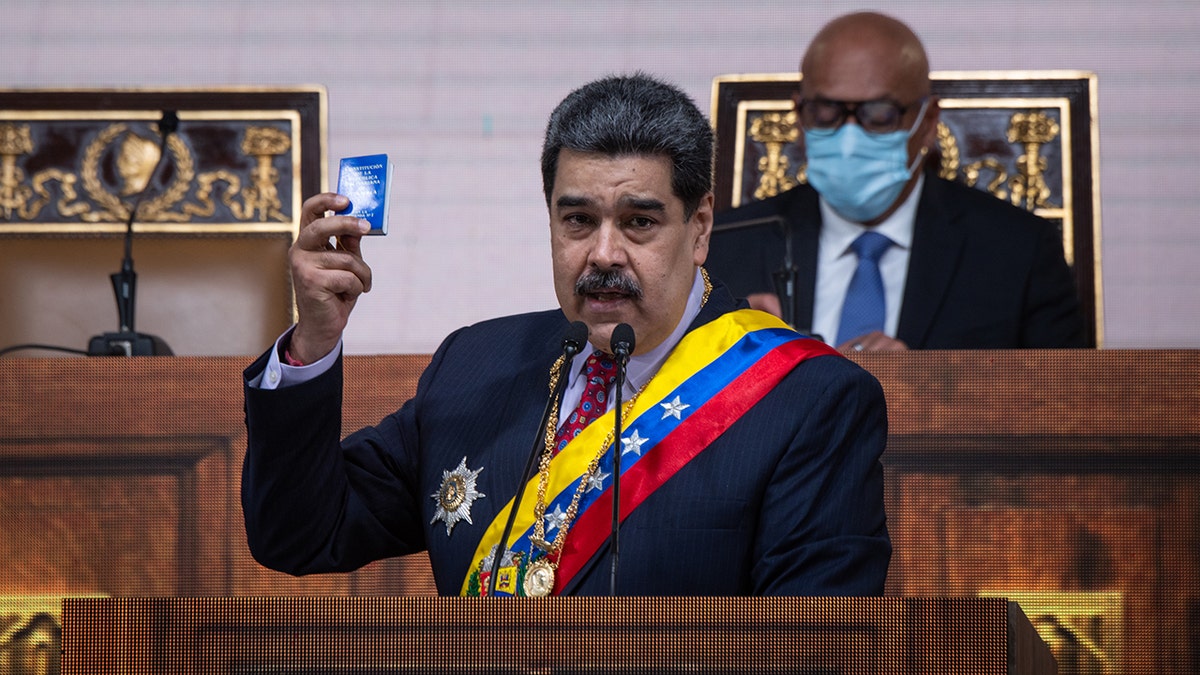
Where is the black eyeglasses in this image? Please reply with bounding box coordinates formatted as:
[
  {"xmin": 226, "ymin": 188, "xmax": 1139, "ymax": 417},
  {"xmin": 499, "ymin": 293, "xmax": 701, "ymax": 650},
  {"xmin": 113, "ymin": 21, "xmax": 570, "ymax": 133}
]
[{"xmin": 796, "ymin": 97, "xmax": 927, "ymax": 135}]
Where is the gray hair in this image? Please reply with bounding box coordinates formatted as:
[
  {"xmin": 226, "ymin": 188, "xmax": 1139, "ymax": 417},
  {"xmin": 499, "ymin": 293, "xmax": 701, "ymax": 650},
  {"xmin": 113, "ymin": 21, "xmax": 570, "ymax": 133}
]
[{"xmin": 540, "ymin": 73, "xmax": 714, "ymax": 218}]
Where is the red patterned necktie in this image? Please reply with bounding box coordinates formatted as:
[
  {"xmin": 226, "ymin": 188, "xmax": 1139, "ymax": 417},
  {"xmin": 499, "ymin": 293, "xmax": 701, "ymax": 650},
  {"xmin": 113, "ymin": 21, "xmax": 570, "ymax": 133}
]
[{"xmin": 553, "ymin": 350, "xmax": 618, "ymax": 454}]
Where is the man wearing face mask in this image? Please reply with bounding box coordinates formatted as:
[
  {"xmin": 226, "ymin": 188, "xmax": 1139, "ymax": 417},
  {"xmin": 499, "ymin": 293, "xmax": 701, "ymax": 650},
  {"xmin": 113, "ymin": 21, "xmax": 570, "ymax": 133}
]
[{"xmin": 707, "ymin": 12, "xmax": 1087, "ymax": 352}]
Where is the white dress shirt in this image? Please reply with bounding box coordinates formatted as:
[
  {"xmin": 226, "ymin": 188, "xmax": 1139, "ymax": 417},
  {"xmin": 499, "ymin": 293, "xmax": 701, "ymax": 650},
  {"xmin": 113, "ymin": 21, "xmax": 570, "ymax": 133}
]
[{"xmin": 811, "ymin": 174, "xmax": 923, "ymax": 345}]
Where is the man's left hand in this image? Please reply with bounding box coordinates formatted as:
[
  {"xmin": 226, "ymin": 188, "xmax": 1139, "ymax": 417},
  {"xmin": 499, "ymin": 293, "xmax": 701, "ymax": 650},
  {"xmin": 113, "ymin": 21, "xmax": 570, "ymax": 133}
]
[{"xmin": 837, "ymin": 330, "xmax": 908, "ymax": 353}]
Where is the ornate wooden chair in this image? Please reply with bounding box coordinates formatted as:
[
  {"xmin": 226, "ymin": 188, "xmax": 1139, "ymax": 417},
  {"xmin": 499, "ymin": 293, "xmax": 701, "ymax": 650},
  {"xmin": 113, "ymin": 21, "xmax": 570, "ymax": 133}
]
[{"xmin": 711, "ymin": 71, "xmax": 1102, "ymax": 347}]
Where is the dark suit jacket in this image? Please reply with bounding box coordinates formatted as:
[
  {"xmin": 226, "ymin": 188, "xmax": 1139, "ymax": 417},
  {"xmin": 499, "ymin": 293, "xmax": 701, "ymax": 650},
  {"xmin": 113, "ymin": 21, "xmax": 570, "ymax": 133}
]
[
  {"xmin": 242, "ymin": 284, "xmax": 891, "ymax": 596},
  {"xmin": 706, "ymin": 177, "xmax": 1088, "ymax": 348}
]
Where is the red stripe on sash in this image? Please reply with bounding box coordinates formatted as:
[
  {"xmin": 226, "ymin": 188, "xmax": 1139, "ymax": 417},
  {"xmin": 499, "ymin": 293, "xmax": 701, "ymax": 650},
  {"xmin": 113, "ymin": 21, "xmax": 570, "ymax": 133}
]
[{"xmin": 552, "ymin": 337, "xmax": 838, "ymax": 593}]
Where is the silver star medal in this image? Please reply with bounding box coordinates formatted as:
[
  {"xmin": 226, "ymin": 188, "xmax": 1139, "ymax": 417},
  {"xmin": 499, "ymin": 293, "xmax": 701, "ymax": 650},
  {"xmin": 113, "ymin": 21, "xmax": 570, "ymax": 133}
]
[{"xmin": 431, "ymin": 456, "xmax": 485, "ymax": 536}]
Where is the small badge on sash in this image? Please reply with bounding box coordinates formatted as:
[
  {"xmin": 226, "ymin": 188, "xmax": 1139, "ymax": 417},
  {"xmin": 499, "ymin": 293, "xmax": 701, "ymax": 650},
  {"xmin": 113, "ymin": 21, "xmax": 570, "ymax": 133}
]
[{"xmin": 431, "ymin": 456, "xmax": 485, "ymax": 536}]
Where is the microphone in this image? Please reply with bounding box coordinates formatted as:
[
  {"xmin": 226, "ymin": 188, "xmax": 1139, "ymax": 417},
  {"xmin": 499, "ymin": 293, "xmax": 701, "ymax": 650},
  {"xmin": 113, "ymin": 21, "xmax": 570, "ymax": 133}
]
[
  {"xmin": 711, "ymin": 213, "xmax": 783, "ymax": 233},
  {"xmin": 87, "ymin": 110, "xmax": 178, "ymax": 356},
  {"xmin": 608, "ymin": 322, "xmax": 635, "ymax": 596},
  {"xmin": 487, "ymin": 320, "xmax": 588, "ymax": 595}
]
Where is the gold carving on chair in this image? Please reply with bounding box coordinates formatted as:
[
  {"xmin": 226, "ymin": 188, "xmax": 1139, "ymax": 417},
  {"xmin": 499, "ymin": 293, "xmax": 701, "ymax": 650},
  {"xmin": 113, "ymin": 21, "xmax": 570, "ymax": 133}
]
[
  {"xmin": 738, "ymin": 111, "xmax": 1059, "ymax": 213},
  {"xmin": 962, "ymin": 157, "xmax": 1011, "ymax": 200},
  {"xmin": 0, "ymin": 123, "xmax": 90, "ymax": 221},
  {"xmin": 748, "ymin": 110, "xmax": 801, "ymax": 201},
  {"xmin": 1006, "ymin": 111, "xmax": 1059, "ymax": 210},
  {"xmin": 115, "ymin": 131, "xmax": 159, "ymax": 195},
  {"xmin": 181, "ymin": 127, "xmax": 290, "ymax": 223},
  {"xmin": 934, "ymin": 121, "xmax": 960, "ymax": 181}
]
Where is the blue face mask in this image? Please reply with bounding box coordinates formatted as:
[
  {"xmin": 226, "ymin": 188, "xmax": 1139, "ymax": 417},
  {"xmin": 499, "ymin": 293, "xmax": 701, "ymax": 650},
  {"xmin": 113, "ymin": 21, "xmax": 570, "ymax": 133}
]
[{"xmin": 803, "ymin": 101, "xmax": 929, "ymax": 223}]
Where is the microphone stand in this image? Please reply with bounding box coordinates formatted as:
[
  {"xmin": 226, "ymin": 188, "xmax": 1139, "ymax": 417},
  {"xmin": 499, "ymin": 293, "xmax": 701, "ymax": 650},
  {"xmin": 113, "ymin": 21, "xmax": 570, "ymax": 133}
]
[
  {"xmin": 87, "ymin": 110, "xmax": 178, "ymax": 357},
  {"xmin": 770, "ymin": 219, "xmax": 798, "ymax": 330},
  {"xmin": 486, "ymin": 322, "xmax": 586, "ymax": 594},
  {"xmin": 608, "ymin": 323, "xmax": 635, "ymax": 596}
]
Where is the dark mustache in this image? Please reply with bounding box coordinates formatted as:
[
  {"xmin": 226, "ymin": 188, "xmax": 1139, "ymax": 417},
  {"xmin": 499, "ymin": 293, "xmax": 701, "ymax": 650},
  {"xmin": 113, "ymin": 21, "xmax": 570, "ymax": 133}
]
[{"xmin": 575, "ymin": 269, "xmax": 643, "ymax": 299}]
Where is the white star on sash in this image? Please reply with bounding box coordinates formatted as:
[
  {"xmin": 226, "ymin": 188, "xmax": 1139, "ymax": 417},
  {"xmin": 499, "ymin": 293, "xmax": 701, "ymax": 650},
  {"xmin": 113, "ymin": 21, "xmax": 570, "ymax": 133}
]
[
  {"xmin": 585, "ymin": 469, "xmax": 610, "ymax": 493},
  {"xmin": 621, "ymin": 429, "xmax": 648, "ymax": 456},
  {"xmin": 660, "ymin": 395, "xmax": 691, "ymax": 420},
  {"xmin": 545, "ymin": 504, "xmax": 570, "ymax": 533}
]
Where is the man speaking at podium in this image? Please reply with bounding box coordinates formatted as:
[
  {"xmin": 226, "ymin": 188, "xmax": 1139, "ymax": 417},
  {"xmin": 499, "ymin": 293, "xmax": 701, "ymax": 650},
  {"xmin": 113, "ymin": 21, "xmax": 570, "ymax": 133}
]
[{"xmin": 242, "ymin": 73, "xmax": 890, "ymax": 597}]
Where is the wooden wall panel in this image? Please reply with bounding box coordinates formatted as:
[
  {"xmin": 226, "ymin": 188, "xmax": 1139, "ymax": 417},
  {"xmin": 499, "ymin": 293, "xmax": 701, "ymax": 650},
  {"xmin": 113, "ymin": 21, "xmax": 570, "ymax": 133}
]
[{"xmin": 2, "ymin": 350, "xmax": 1198, "ymax": 675}]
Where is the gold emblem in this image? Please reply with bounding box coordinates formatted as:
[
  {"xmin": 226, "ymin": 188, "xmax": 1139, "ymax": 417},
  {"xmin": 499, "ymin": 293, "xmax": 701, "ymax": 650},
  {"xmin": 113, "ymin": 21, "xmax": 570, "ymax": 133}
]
[
  {"xmin": 430, "ymin": 457, "xmax": 485, "ymax": 536},
  {"xmin": 79, "ymin": 122, "xmax": 194, "ymax": 223},
  {"xmin": 523, "ymin": 558, "xmax": 556, "ymax": 597},
  {"xmin": 2, "ymin": 118, "xmax": 296, "ymax": 225}
]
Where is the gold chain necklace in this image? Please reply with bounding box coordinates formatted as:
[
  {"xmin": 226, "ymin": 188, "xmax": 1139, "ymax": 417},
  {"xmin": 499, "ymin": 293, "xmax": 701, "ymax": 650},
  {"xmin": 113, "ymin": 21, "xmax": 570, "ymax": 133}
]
[
  {"xmin": 524, "ymin": 361, "xmax": 642, "ymax": 596},
  {"xmin": 522, "ymin": 267, "xmax": 712, "ymax": 597}
]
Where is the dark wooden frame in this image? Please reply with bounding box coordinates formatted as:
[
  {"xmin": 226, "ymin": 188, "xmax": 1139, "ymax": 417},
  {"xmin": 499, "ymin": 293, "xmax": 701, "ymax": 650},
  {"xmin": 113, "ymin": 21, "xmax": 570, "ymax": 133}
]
[{"xmin": 0, "ymin": 87, "xmax": 326, "ymax": 236}]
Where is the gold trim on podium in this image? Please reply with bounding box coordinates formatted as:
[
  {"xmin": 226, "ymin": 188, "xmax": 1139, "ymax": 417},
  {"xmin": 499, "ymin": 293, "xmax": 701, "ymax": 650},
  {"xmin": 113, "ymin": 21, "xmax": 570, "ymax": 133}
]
[{"xmin": 982, "ymin": 590, "xmax": 1122, "ymax": 675}]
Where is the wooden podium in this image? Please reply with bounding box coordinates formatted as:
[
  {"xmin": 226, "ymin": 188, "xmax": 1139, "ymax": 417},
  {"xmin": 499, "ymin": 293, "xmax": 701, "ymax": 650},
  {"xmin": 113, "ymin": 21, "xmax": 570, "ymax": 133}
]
[
  {"xmin": 2, "ymin": 350, "xmax": 1198, "ymax": 674},
  {"xmin": 60, "ymin": 596, "xmax": 1054, "ymax": 674}
]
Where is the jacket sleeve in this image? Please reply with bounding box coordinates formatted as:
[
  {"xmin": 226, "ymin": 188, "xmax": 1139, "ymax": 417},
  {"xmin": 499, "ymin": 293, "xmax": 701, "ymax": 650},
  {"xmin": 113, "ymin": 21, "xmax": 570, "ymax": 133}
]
[
  {"xmin": 752, "ymin": 358, "xmax": 892, "ymax": 595},
  {"xmin": 240, "ymin": 344, "xmax": 439, "ymax": 575},
  {"xmin": 1019, "ymin": 220, "xmax": 1089, "ymax": 347}
]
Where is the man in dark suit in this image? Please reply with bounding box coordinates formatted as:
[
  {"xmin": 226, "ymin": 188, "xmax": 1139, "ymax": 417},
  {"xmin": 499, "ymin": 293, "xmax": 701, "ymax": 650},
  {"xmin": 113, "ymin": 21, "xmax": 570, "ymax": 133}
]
[
  {"xmin": 706, "ymin": 12, "xmax": 1087, "ymax": 352},
  {"xmin": 242, "ymin": 74, "xmax": 890, "ymax": 597}
]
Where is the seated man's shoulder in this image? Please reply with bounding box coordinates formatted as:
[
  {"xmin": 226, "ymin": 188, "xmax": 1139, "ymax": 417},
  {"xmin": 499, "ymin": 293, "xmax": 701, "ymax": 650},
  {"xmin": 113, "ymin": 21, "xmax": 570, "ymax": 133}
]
[{"xmin": 934, "ymin": 176, "xmax": 1056, "ymax": 236}]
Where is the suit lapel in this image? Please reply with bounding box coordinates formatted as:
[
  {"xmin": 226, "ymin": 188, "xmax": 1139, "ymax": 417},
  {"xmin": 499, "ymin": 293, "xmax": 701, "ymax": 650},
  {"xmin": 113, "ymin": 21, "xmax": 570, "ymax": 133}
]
[{"xmin": 896, "ymin": 177, "xmax": 967, "ymax": 348}]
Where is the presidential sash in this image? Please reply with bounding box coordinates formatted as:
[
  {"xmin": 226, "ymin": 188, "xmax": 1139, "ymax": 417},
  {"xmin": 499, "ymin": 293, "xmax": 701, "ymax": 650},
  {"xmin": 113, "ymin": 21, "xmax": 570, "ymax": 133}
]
[{"xmin": 462, "ymin": 309, "xmax": 839, "ymax": 596}]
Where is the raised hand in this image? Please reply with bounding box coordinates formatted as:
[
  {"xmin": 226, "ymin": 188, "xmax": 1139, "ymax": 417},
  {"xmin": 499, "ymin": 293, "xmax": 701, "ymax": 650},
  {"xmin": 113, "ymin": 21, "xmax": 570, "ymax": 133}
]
[{"xmin": 287, "ymin": 193, "xmax": 373, "ymax": 363}]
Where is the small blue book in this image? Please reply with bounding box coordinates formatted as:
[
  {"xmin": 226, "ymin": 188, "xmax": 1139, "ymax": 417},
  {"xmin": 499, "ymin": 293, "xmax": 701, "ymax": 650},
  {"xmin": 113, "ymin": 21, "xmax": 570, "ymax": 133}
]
[{"xmin": 336, "ymin": 153, "xmax": 394, "ymax": 235}]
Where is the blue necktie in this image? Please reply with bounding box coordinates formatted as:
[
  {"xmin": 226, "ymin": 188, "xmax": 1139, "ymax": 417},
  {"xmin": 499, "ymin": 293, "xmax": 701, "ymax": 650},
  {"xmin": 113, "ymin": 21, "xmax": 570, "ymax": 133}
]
[{"xmin": 836, "ymin": 231, "xmax": 893, "ymax": 345}]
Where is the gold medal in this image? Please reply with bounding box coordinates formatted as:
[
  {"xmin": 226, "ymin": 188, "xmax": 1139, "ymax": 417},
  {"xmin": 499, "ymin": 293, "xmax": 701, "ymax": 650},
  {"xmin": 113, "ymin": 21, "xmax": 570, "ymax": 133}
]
[{"xmin": 523, "ymin": 559, "xmax": 556, "ymax": 597}]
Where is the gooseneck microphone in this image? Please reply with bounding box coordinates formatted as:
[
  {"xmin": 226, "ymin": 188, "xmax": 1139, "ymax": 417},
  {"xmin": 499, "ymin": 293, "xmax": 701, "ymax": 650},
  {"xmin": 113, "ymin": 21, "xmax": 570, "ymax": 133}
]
[
  {"xmin": 712, "ymin": 215, "xmax": 797, "ymax": 329},
  {"xmin": 87, "ymin": 110, "xmax": 178, "ymax": 356},
  {"xmin": 487, "ymin": 320, "xmax": 588, "ymax": 594},
  {"xmin": 608, "ymin": 322, "xmax": 635, "ymax": 596}
]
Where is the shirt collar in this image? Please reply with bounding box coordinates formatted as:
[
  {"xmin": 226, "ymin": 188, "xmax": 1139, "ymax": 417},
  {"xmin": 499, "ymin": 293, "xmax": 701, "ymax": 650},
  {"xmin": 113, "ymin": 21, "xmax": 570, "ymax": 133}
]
[{"xmin": 818, "ymin": 173, "xmax": 923, "ymax": 261}]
